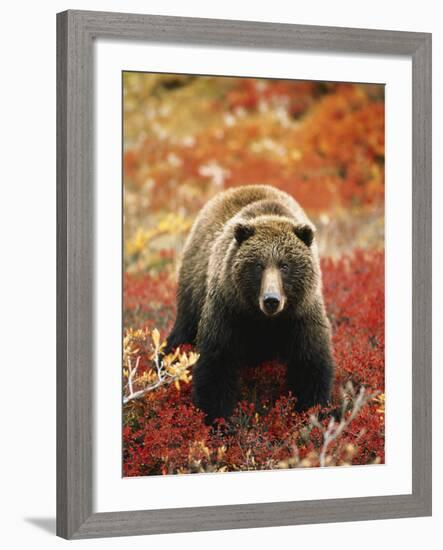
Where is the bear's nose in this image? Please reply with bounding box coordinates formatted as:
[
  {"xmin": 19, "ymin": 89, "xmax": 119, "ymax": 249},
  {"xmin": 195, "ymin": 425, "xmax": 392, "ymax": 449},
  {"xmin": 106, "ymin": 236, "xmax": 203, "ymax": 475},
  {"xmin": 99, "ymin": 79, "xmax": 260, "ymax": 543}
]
[{"xmin": 263, "ymin": 293, "xmax": 280, "ymax": 314}]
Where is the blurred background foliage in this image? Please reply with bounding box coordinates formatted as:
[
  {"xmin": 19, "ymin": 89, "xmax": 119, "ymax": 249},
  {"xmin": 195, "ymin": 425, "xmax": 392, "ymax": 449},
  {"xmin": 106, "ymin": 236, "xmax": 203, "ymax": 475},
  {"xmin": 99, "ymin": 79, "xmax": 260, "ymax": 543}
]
[{"xmin": 124, "ymin": 73, "xmax": 384, "ymax": 275}]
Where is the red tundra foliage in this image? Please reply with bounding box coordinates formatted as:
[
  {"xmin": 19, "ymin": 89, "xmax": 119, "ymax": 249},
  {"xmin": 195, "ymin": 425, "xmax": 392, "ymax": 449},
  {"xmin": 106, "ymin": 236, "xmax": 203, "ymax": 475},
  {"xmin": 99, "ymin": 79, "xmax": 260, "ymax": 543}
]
[{"xmin": 123, "ymin": 251, "xmax": 385, "ymax": 476}]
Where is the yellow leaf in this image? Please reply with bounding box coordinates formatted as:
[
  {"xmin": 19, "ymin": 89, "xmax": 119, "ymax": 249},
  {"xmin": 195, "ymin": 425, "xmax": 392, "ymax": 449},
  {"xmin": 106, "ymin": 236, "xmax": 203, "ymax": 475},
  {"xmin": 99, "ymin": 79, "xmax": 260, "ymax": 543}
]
[{"xmin": 151, "ymin": 328, "xmax": 160, "ymax": 350}]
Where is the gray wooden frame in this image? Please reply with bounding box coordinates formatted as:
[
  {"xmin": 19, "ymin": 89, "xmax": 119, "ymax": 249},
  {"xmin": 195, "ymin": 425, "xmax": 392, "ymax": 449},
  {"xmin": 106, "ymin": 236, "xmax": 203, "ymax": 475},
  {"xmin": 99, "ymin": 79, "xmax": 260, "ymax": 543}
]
[{"xmin": 57, "ymin": 9, "xmax": 432, "ymax": 539}]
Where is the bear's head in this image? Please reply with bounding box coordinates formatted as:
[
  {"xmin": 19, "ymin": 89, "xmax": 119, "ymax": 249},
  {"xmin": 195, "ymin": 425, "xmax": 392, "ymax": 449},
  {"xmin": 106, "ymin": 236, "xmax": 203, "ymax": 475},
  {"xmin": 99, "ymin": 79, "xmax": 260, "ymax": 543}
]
[{"xmin": 231, "ymin": 217, "xmax": 317, "ymax": 318}]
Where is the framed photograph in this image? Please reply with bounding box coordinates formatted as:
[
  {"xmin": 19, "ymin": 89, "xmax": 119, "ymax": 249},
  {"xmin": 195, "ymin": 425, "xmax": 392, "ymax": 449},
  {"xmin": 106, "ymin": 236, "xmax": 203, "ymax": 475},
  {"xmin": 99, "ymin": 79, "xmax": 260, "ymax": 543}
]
[{"xmin": 57, "ymin": 10, "xmax": 432, "ymax": 539}]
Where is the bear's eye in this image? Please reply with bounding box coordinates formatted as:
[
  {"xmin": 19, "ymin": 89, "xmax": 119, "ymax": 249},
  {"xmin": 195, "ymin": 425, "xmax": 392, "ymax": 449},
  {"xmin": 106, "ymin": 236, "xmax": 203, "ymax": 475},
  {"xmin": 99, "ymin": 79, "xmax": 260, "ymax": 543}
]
[
  {"xmin": 280, "ymin": 263, "xmax": 289, "ymax": 273},
  {"xmin": 255, "ymin": 262, "xmax": 264, "ymax": 272}
]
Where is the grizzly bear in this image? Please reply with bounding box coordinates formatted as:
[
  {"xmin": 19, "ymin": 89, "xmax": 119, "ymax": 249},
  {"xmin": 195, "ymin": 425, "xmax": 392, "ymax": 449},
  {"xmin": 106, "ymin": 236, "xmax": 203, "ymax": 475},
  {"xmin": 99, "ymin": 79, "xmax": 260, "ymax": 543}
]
[{"xmin": 166, "ymin": 184, "xmax": 335, "ymax": 423}]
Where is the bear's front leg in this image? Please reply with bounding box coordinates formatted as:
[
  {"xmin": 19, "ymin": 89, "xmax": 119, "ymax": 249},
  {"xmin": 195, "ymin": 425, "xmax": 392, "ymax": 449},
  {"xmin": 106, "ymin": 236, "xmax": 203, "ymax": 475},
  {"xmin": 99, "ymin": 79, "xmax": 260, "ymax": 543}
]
[
  {"xmin": 285, "ymin": 314, "xmax": 335, "ymax": 412},
  {"xmin": 192, "ymin": 292, "xmax": 239, "ymax": 423},
  {"xmin": 193, "ymin": 351, "xmax": 239, "ymax": 424}
]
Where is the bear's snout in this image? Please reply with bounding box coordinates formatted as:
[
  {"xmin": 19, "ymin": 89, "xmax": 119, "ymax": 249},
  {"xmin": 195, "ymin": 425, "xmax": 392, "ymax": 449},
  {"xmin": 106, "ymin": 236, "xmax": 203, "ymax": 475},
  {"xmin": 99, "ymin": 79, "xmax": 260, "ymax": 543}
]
[{"xmin": 259, "ymin": 266, "xmax": 286, "ymax": 317}]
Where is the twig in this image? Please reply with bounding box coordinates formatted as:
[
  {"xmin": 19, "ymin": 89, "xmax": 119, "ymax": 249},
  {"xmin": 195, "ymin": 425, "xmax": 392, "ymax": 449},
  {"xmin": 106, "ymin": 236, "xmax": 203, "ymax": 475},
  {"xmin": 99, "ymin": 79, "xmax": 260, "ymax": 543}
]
[
  {"xmin": 123, "ymin": 345, "xmax": 197, "ymax": 404},
  {"xmin": 312, "ymin": 386, "xmax": 378, "ymax": 467},
  {"xmin": 123, "ymin": 378, "xmax": 166, "ymax": 404},
  {"xmin": 123, "ymin": 350, "xmax": 170, "ymax": 404},
  {"xmin": 127, "ymin": 356, "xmax": 140, "ymax": 397}
]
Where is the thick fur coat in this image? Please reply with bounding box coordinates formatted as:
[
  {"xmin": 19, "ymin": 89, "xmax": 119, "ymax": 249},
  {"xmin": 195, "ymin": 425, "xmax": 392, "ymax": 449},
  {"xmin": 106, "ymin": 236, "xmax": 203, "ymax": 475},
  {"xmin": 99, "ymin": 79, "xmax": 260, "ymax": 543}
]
[{"xmin": 167, "ymin": 185, "xmax": 335, "ymax": 422}]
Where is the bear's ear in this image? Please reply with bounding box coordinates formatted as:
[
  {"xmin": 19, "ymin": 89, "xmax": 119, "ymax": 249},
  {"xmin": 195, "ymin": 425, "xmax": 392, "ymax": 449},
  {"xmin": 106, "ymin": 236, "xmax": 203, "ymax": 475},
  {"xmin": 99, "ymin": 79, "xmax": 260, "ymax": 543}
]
[
  {"xmin": 234, "ymin": 223, "xmax": 255, "ymax": 245},
  {"xmin": 293, "ymin": 224, "xmax": 314, "ymax": 247}
]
